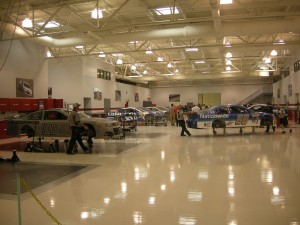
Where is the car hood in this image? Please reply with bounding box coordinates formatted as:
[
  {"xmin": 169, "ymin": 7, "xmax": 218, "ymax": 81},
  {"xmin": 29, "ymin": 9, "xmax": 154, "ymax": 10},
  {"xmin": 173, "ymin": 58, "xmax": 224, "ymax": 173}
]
[{"xmin": 81, "ymin": 117, "xmax": 120, "ymax": 125}]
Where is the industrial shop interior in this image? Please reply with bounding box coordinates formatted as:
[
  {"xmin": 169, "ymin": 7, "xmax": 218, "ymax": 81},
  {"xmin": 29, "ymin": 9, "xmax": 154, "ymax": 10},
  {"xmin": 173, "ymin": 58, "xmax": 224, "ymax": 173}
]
[{"xmin": 1, "ymin": 1, "xmax": 300, "ymax": 225}]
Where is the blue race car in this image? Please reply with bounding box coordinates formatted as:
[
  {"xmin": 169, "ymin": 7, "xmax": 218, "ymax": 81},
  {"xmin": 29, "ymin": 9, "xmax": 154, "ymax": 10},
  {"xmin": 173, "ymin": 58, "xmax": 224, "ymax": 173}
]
[{"xmin": 187, "ymin": 104, "xmax": 274, "ymax": 134}]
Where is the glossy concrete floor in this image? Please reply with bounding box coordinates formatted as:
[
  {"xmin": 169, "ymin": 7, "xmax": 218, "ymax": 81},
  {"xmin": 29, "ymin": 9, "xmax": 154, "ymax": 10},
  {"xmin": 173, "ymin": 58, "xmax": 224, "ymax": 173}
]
[{"xmin": 0, "ymin": 125, "xmax": 300, "ymax": 225}]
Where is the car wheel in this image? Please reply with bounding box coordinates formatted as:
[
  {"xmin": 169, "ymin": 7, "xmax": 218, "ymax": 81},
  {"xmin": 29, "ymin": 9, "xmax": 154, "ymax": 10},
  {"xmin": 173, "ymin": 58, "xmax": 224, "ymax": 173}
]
[
  {"xmin": 86, "ymin": 125, "xmax": 96, "ymax": 138},
  {"xmin": 21, "ymin": 125, "xmax": 35, "ymax": 138},
  {"xmin": 212, "ymin": 120, "xmax": 225, "ymax": 129}
]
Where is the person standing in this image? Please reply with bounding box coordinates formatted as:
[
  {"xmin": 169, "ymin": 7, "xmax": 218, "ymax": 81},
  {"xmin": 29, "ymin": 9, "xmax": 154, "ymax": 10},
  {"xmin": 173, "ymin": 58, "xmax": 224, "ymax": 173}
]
[
  {"xmin": 170, "ymin": 104, "xmax": 176, "ymax": 126},
  {"xmin": 191, "ymin": 104, "xmax": 201, "ymax": 114},
  {"xmin": 277, "ymin": 106, "xmax": 291, "ymax": 133},
  {"xmin": 67, "ymin": 103, "xmax": 89, "ymax": 154},
  {"xmin": 177, "ymin": 105, "xmax": 191, "ymax": 136},
  {"xmin": 265, "ymin": 103, "xmax": 276, "ymax": 133}
]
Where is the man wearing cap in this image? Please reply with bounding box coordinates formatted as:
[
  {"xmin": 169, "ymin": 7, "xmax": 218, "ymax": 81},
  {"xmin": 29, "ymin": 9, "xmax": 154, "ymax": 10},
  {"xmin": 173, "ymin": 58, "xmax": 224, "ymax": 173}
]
[
  {"xmin": 176, "ymin": 104, "xmax": 191, "ymax": 136},
  {"xmin": 67, "ymin": 103, "xmax": 89, "ymax": 154}
]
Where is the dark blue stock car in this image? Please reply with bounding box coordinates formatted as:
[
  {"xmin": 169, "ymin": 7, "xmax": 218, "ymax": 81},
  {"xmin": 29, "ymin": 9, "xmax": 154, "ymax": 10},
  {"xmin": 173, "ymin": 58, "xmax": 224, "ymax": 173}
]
[{"xmin": 187, "ymin": 104, "xmax": 274, "ymax": 134}]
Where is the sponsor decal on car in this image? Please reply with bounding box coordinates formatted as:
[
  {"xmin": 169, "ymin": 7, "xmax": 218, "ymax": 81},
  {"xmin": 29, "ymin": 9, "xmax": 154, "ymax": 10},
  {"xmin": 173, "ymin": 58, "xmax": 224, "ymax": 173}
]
[
  {"xmin": 199, "ymin": 114, "xmax": 229, "ymax": 119},
  {"xmin": 8, "ymin": 120, "xmax": 40, "ymax": 125},
  {"xmin": 204, "ymin": 122, "xmax": 212, "ymax": 127}
]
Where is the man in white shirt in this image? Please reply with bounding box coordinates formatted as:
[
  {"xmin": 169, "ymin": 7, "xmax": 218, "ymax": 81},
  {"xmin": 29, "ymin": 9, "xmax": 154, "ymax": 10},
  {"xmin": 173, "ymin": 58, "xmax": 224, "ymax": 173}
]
[
  {"xmin": 177, "ymin": 105, "xmax": 191, "ymax": 136},
  {"xmin": 191, "ymin": 104, "xmax": 201, "ymax": 114},
  {"xmin": 67, "ymin": 103, "xmax": 89, "ymax": 154}
]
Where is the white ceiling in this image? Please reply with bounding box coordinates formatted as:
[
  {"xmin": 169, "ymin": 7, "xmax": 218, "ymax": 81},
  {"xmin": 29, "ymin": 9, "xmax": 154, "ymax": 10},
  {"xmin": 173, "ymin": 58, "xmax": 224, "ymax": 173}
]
[{"xmin": 1, "ymin": 0, "xmax": 300, "ymax": 87}]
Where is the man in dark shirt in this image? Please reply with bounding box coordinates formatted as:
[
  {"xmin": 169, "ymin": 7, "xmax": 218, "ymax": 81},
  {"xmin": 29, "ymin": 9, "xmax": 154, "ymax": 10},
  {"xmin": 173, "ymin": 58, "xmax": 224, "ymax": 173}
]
[{"xmin": 265, "ymin": 103, "xmax": 275, "ymax": 133}]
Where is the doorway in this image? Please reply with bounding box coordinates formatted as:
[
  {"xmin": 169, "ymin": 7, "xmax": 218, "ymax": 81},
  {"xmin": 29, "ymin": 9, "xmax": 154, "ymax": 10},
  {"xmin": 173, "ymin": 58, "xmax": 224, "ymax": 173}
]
[
  {"xmin": 83, "ymin": 97, "xmax": 91, "ymax": 115},
  {"xmin": 104, "ymin": 98, "xmax": 111, "ymax": 114}
]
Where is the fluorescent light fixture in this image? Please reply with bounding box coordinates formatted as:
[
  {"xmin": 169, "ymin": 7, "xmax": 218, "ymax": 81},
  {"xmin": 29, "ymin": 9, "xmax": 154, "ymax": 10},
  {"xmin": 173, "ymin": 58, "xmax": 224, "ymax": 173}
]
[
  {"xmin": 271, "ymin": 50, "xmax": 278, "ymax": 56},
  {"xmin": 185, "ymin": 48, "xmax": 198, "ymax": 52},
  {"xmin": 225, "ymin": 52, "xmax": 232, "ymax": 58},
  {"xmin": 225, "ymin": 41, "xmax": 231, "ymax": 47},
  {"xmin": 112, "ymin": 53, "xmax": 123, "ymax": 57},
  {"xmin": 22, "ymin": 18, "xmax": 32, "ymax": 28},
  {"xmin": 37, "ymin": 21, "xmax": 60, "ymax": 28},
  {"xmin": 274, "ymin": 39, "xmax": 285, "ymax": 45},
  {"xmin": 157, "ymin": 57, "xmax": 164, "ymax": 62},
  {"xmin": 220, "ymin": 0, "xmax": 233, "ymax": 4},
  {"xmin": 75, "ymin": 45, "xmax": 84, "ymax": 49},
  {"xmin": 263, "ymin": 57, "xmax": 272, "ymax": 64},
  {"xmin": 116, "ymin": 58, "xmax": 123, "ymax": 64},
  {"xmin": 129, "ymin": 41, "xmax": 140, "ymax": 44},
  {"xmin": 226, "ymin": 60, "xmax": 232, "ymax": 65},
  {"xmin": 91, "ymin": 8, "xmax": 103, "ymax": 19},
  {"xmin": 131, "ymin": 65, "xmax": 137, "ymax": 70},
  {"xmin": 161, "ymin": 73, "xmax": 174, "ymax": 76},
  {"xmin": 167, "ymin": 62, "xmax": 173, "ymax": 68},
  {"xmin": 226, "ymin": 66, "xmax": 231, "ymax": 71},
  {"xmin": 195, "ymin": 60, "xmax": 205, "ymax": 64},
  {"xmin": 259, "ymin": 71, "xmax": 269, "ymax": 76},
  {"xmin": 146, "ymin": 48, "xmax": 153, "ymax": 54},
  {"xmin": 98, "ymin": 52, "xmax": 106, "ymax": 57},
  {"xmin": 154, "ymin": 7, "xmax": 179, "ymax": 15},
  {"xmin": 46, "ymin": 51, "xmax": 53, "ymax": 57}
]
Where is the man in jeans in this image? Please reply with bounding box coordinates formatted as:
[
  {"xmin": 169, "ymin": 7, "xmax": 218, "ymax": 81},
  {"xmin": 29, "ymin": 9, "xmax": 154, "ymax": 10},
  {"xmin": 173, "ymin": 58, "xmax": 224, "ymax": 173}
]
[
  {"xmin": 176, "ymin": 105, "xmax": 191, "ymax": 136},
  {"xmin": 67, "ymin": 103, "xmax": 89, "ymax": 154}
]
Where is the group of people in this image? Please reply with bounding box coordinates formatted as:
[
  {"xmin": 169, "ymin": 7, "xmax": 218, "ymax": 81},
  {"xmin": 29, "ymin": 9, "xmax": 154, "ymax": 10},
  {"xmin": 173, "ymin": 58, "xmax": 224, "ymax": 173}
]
[{"xmin": 264, "ymin": 103, "xmax": 292, "ymax": 134}]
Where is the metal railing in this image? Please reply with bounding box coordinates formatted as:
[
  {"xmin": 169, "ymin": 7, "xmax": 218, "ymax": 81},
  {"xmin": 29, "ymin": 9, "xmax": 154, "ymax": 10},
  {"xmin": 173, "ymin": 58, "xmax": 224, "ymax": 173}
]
[{"xmin": 239, "ymin": 85, "xmax": 272, "ymax": 105}]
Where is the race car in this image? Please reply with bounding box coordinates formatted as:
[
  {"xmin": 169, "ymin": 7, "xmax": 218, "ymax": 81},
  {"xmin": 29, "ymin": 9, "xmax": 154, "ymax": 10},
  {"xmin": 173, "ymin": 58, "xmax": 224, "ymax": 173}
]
[
  {"xmin": 6, "ymin": 108, "xmax": 123, "ymax": 139},
  {"xmin": 187, "ymin": 104, "xmax": 274, "ymax": 134},
  {"xmin": 107, "ymin": 107, "xmax": 146, "ymax": 122},
  {"xmin": 146, "ymin": 107, "xmax": 168, "ymax": 126}
]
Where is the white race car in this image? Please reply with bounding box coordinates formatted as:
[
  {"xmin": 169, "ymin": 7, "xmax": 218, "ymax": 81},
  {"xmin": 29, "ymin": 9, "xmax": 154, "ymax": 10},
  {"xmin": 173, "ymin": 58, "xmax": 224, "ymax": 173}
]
[{"xmin": 7, "ymin": 108, "xmax": 123, "ymax": 140}]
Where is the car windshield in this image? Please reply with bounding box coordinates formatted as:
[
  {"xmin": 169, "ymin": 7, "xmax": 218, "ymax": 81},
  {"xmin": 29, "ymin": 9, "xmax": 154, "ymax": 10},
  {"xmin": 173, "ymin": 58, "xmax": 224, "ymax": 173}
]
[
  {"xmin": 157, "ymin": 107, "xmax": 168, "ymax": 111},
  {"xmin": 79, "ymin": 112, "xmax": 92, "ymax": 118},
  {"xmin": 149, "ymin": 108, "xmax": 159, "ymax": 111},
  {"xmin": 137, "ymin": 107, "xmax": 150, "ymax": 112}
]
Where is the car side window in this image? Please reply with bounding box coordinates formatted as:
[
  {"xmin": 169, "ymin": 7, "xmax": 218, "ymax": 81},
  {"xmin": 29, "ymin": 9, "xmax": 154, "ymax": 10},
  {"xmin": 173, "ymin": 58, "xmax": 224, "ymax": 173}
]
[
  {"xmin": 27, "ymin": 111, "xmax": 43, "ymax": 120},
  {"xmin": 215, "ymin": 107, "xmax": 229, "ymax": 114},
  {"xmin": 44, "ymin": 111, "xmax": 68, "ymax": 120}
]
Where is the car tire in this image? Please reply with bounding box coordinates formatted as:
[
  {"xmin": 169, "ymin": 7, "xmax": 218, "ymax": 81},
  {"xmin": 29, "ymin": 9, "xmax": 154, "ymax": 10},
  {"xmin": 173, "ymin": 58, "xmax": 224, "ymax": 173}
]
[
  {"xmin": 212, "ymin": 120, "xmax": 225, "ymax": 129},
  {"xmin": 21, "ymin": 125, "xmax": 35, "ymax": 138}
]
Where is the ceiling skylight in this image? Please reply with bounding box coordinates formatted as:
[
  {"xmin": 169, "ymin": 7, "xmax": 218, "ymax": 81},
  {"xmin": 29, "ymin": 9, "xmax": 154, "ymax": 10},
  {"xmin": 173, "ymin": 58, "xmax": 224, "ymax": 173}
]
[
  {"xmin": 154, "ymin": 7, "xmax": 179, "ymax": 15},
  {"xmin": 22, "ymin": 18, "xmax": 32, "ymax": 28},
  {"xmin": 220, "ymin": 0, "xmax": 233, "ymax": 4},
  {"xmin": 91, "ymin": 8, "xmax": 103, "ymax": 19},
  {"xmin": 185, "ymin": 48, "xmax": 198, "ymax": 52},
  {"xmin": 37, "ymin": 21, "xmax": 60, "ymax": 28}
]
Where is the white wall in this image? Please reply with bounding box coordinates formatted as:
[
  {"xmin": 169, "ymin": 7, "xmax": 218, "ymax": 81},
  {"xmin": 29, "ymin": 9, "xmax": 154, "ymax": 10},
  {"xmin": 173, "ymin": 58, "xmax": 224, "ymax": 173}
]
[
  {"xmin": 273, "ymin": 51, "xmax": 300, "ymax": 106},
  {"xmin": 151, "ymin": 84, "xmax": 266, "ymax": 107},
  {"xmin": 48, "ymin": 56, "xmax": 151, "ymax": 111},
  {"xmin": 0, "ymin": 39, "xmax": 48, "ymax": 98}
]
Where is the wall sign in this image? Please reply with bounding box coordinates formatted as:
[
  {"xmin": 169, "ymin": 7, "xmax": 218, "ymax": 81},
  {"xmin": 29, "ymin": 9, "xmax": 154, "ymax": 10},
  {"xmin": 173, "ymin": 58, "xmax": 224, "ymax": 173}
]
[
  {"xmin": 115, "ymin": 90, "xmax": 121, "ymax": 101},
  {"xmin": 94, "ymin": 88, "xmax": 102, "ymax": 100},
  {"xmin": 16, "ymin": 78, "xmax": 33, "ymax": 97}
]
